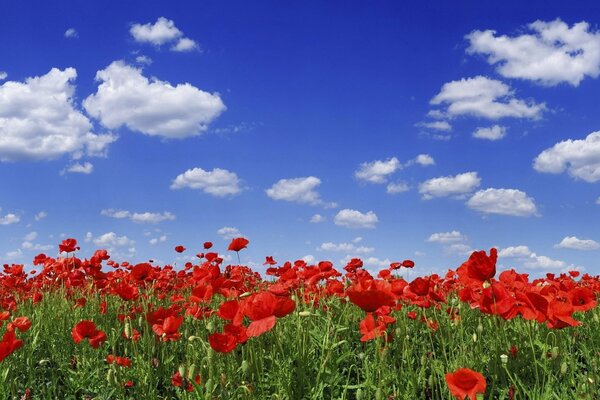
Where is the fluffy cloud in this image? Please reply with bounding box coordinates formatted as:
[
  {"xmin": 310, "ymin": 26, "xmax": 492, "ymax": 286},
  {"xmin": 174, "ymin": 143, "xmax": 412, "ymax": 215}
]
[
  {"xmin": 171, "ymin": 167, "xmax": 243, "ymax": 197},
  {"xmin": 0, "ymin": 212, "xmax": 20, "ymax": 225},
  {"xmin": 334, "ymin": 209, "xmax": 378, "ymax": 229},
  {"xmin": 354, "ymin": 157, "xmax": 401, "ymax": 183},
  {"xmin": 310, "ymin": 214, "xmax": 325, "ymax": 223},
  {"xmin": 414, "ymin": 154, "xmax": 435, "ymax": 166},
  {"xmin": 84, "ymin": 61, "xmax": 225, "ymax": 139},
  {"xmin": 130, "ymin": 17, "xmax": 198, "ymax": 52},
  {"xmin": 467, "ymin": 188, "xmax": 538, "ymax": 217},
  {"xmin": 266, "ymin": 176, "xmax": 332, "ymax": 206},
  {"xmin": 149, "ymin": 235, "xmax": 167, "ymax": 245},
  {"xmin": 318, "ymin": 242, "xmax": 374, "ymax": 254},
  {"xmin": 427, "ymin": 230, "xmax": 466, "ymax": 243},
  {"xmin": 0, "ymin": 71, "xmax": 7, "ymax": 80},
  {"xmin": 101, "ymin": 209, "xmax": 176, "ymax": 224},
  {"xmin": 555, "ymin": 236, "xmax": 600, "ymax": 250},
  {"xmin": 498, "ymin": 245, "xmax": 579, "ymax": 272},
  {"xmin": 473, "ymin": 125, "xmax": 506, "ymax": 141},
  {"xmin": 217, "ymin": 227, "xmax": 243, "ymax": 240},
  {"xmin": 419, "ymin": 172, "xmax": 481, "ymax": 199},
  {"xmin": 0, "ymin": 68, "xmax": 116, "ymax": 162},
  {"xmin": 62, "ymin": 162, "xmax": 93, "ymax": 175},
  {"xmin": 498, "ymin": 245, "xmax": 532, "ymax": 258},
  {"xmin": 64, "ymin": 28, "xmax": 78, "ymax": 38},
  {"xmin": 430, "ymin": 76, "xmax": 545, "ymax": 120},
  {"xmin": 416, "ymin": 121, "xmax": 452, "ymax": 131},
  {"xmin": 467, "ymin": 19, "xmax": 600, "ymax": 86},
  {"xmin": 533, "ymin": 131, "xmax": 600, "ymax": 182},
  {"xmin": 386, "ymin": 182, "xmax": 409, "ymax": 194},
  {"xmin": 92, "ymin": 232, "xmax": 135, "ymax": 248},
  {"xmin": 34, "ymin": 211, "xmax": 47, "ymax": 221}
]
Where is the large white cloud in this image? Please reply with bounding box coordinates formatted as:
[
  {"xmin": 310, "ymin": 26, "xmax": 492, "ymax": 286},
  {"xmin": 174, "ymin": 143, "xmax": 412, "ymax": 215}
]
[
  {"xmin": 130, "ymin": 17, "xmax": 199, "ymax": 52},
  {"xmin": 0, "ymin": 68, "xmax": 116, "ymax": 162},
  {"xmin": 533, "ymin": 131, "xmax": 600, "ymax": 182},
  {"xmin": 334, "ymin": 209, "xmax": 378, "ymax": 229},
  {"xmin": 266, "ymin": 176, "xmax": 332, "ymax": 206},
  {"xmin": 430, "ymin": 76, "xmax": 545, "ymax": 120},
  {"xmin": 467, "ymin": 19, "xmax": 600, "ymax": 86},
  {"xmin": 419, "ymin": 172, "xmax": 481, "ymax": 199},
  {"xmin": 555, "ymin": 236, "xmax": 600, "ymax": 250},
  {"xmin": 467, "ymin": 188, "xmax": 538, "ymax": 217},
  {"xmin": 354, "ymin": 157, "xmax": 401, "ymax": 184},
  {"xmin": 101, "ymin": 209, "xmax": 176, "ymax": 224},
  {"xmin": 84, "ymin": 61, "xmax": 225, "ymax": 139},
  {"xmin": 171, "ymin": 167, "xmax": 243, "ymax": 197}
]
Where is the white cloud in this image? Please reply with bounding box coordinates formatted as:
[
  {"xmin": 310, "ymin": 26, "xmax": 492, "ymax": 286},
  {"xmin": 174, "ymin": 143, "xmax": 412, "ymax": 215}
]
[
  {"xmin": 62, "ymin": 161, "xmax": 93, "ymax": 175},
  {"xmin": 419, "ymin": 172, "xmax": 481, "ymax": 199},
  {"xmin": 0, "ymin": 212, "xmax": 20, "ymax": 225},
  {"xmin": 0, "ymin": 67, "xmax": 116, "ymax": 162},
  {"xmin": 5, "ymin": 249, "xmax": 23, "ymax": 259},
  {"xmin": 334, "ymin": 209, "xmax": 378, "ymax": 229},
  {"xmin": 149, "ymin": 235, "xmax": 167, "ymax": 245},
  {"xmin": 301, "ymin": 255, "xmax": 315, "ymax": 264},
  {"xmin": 499, "ymin": 246, "xmax": 581, "ymax": 272},
  {"xmin": 597, "ymin": 197, "xmax": 600, "ymax": 205},
  {"xmin": 467, "ymin": 188, "xmax": 538, "ymax": 217},
  {"xmin": 34, "ymin": 211, "xmax": 47, "ymax": 221},
  {"xmin": 318, "ymin": 242, "xmax": 374, "ymax": 254},
  {"xmin": 355, "ymin": 157, "xmax": 401, "ymax": 184},
  {"xmin": 0, "ymin": 71, "xmax": 7, "ymax": 80},
  {"xmin": 84, "ymin": 61, "xmax": 225, "ymax": 139},
  {"xmin": 135, "ymin": 55, "xmax": 153, "ymax": 65},
  {"xmin": 430, "ymin": 76, "xmax": 545, "ymax": 120},
  {"xmin": 473, "ymin": 125, "xmax": 507, "ymax": 141},
  {"xmin": 217, "ymin": 226, "xmax": 243, "ymax": 240},
  {"xmin": 23, "ymin": 232, "xmax": 38, "ymax": 242},
  {"xmin": 310, "ymin": 214, "xmax": 325, "ymax": 223},
  {"xmin": 555, "ymin": 236, "xmax": 600, "ymax": 250},
  {"xmin": 172, "ymin": 37, "xmax": 199, "ymax": 52},
  {"xmin": 266, "ymin": 176, "xmax": 330, "ymax": 205},
  {"xmin": 524, "ymin": 255, "xmax": 569, "ymax": 270},
  {"xmin": 499, "ymin": 245, "xmax": 532, "ymax": 258},
  {"xmin": 130, "ymin": 17, "xmax": 182, "ymax": 45},
  {"xmin": 444, "ymin": 243, "xmax": 474, "ymax": 256},
  {"xmin": 417, "ymin": 121, "xmax": 452, "ymax": 131},
  {"xmin": 171, "ymin": 167, "xmax": 243, "ymax": 197},
  {"xmin": 64, "ymin": 28, "xmax": 78, "ymax": 38},
  {"xmin": 101, "ymin": 209, "xmax": 176, "ymax": 224},
  {"xmin": 386, "ymin": 182, "xmax": 410, "ymax": 194},
  {"xmin": 414, "ymin": 154, "xmax": 435, "ymax": 166},
  {"xmin": 467, "ymin": 19, "xmax": 600, "ymax": 86},
  {"xmin": 427, "ymin": 230, "xmax": 466, "ymax": 243},
  {"xmin": 92, "ymin": 232, "xmax": 135, "ymax": 248},
  {"xmin": 533, "ymin": 131, "xmax": 600, "ymax": 182}
]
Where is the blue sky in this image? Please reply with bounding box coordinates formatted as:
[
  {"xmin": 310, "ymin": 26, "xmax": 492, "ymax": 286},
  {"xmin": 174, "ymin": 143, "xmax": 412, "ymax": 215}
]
[{"xmin": 1, "ymin": 0, "xmax": 600, "ymax": 276}]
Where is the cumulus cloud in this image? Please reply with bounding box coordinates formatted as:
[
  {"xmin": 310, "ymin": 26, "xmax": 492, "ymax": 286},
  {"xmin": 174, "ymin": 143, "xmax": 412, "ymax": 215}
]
[
  {"xmin": 310, "ymin": 214, "xmax": 325, "ymax": 223},
  {"xmin": 64, "ymin": 28, "xmax": 78, "ymax": 38},
  {"xmin": 83, "ymin": 61, "xmax": 225, "ymax": 139},
  {"xmin": 498, "ymin": 245, "xmax": 532, "ymax": 258},
  {"xmin": 386, "ymin": 182, "xmax": 410, "ymax": 194},
  {"xmin": 354, "ymin": 157, "xmax": 401, "ymax": 184},
  {"xmin": 0, "ymin": 71, "xmax": 7, "ymax": 80},
  {"xmin": 62, "ymin": 161, "xmax": 93, "ymax": 175},
  {"xmin": 101, "ymin": 209, "xmax": 176, "ymax": 224},
  {"xmin": 467, "ymin": 188, "xmax": 538, "ymax": 217},
  {"xmin": 130, "ymin": 17, "xmax": 198, "ymax": 52},
  {"xmin": 555, "ymin": 236, "xmax": 600, "ymax": 250},
  {"xmin": 92, "ymin": 232, "xmax": 135, "ymax": 248},
  {"xmin": 171, "ymin": 167, "xmax": 243, "ymax": 197},
  {"xmin": 149, "ymin": 235, "xmax": 167, "ymax": 245},
  {"xmin": 467, "ymin": 19, "xmax": 600, "ymax": 86},
  {"xmin": 0, "ymin": 68, "xmax": 116, "ymax": 162},
  {"xmin": 34, "ymin": 211, "xmax": 47, "ymax": 221},
  {"xmin": 334, "ymin": 209, "xmax": 378, "ymax": 229},
  {"xmin": 498, "ymin": 245, "xmax": 580, "ymax": 272},
  {"xmin": 430, "ymin": 76, "xmax": 545, "ymax": 120},
  {"xmin": 318, "ymin": 242, "xmax": 374, "ymax": 254},
  {"xmin": 473, "ymin": 125, "xmax": 507, "ymax": 141},
  {"xmin": 427, "ymin": 230, "xmax": 467, "ymax": 243},
  {"xmin": 416, "ymin": 121, "xmax": 452, "ymax": 131},
  {"xmin": 414, "ymin": 154, "xmax": 435, "ymax": 166},
  {"xmin": 217, "ymin": 227, "xmax": 243, "ymax": 240},
  {"xmin": 533, "ymin": 131, "xmax": 600, "ymax": 182},
  {"xmin": 419, "ymin": 172, "xmax": 481, "ymax": 199},
  {"xmin": 0, "ymin": 212, "xmax": 20, "ymax": 225},
  {"xmin": 135, "ymin": 55, "xmax": 153, "ymax": 65},
  {"xmin": 266, "ymin": 176, "xmax": 333, "ymax": 206}
]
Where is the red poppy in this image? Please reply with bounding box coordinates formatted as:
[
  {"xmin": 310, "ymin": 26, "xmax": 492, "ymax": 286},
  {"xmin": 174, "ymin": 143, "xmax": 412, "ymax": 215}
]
[
  {"xmin": 228, "ymin": 237, "xmax": 249, "ymax": 252},
  {"xmin": 152, "ymin": 315, "xmax": 184, "ymax": 341},
  {"xmin": 175, "ymin": 245, "xmax": 186, "ymax": 253},
  {"xmin": 71, "ymin": 320, "xmax": 107, "ymax": 349},
  {"xmin": 208, "ymin": 332, "xmax": 237, "ymax": 353},
  {"xmin": 347, "ymin": 279, "xmax": 395, "ymax": 312},
  {"xmin": 445, "ymin": 368, "xmax": 487, "ymax": 400},
  {"xmin": 464, "ymin": 248, "xmax": 497, "ymax": 282},
  {"xmin": 203, "ymin": 242, "xmax": 213, "ymax": 249},
  {"xmin": 106, "ymin": 354, "xmax": 132, "ymax": 367},
  {"xmin": 7, "ymin": 316, "xmax": 31, "ymax": 333},
  {"xmin": 59, "ymin": 238, "xmax": 79, "ymax": 253},
  {"xmin": 263, "ymin": 256, "xmax": 277, "ymax": 265},
  {"xmin": 0, "ymin": 330, "xmax": 23, "ymax": 362},
  {"xmin": 402, "ymin": 260, "xmax": 415, "ymax": 268},
  {"xmin": 172, "ymin": 371, "xmax": 201, "ymax": 391}
]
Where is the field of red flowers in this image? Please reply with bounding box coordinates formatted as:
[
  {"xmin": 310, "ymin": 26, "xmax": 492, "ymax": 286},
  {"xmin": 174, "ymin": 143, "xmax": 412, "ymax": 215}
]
[{"xmin": 1, "ymin": 237, "xmax": 599, "ymax": 399}]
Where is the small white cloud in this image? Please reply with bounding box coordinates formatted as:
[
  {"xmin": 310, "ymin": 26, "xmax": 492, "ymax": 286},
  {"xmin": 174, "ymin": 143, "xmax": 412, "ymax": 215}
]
[
  {"xmin": 217, "ymin": 226, "xmax": 243, "ymax": 240},
  {"xmin": 533, "ymin": 131, "xmax": 600, "ymax": 182},
  {"xmin": 419, "ymin": 172, "xmax": 481, "ymax": 199},
  {"xmin": 5, "ymin": 249, "xmax": 23, "ymax": 259},
  {"xmin": 84, "ymin": 61, "xmax": 225, "ymax": 139},
  {"xmin": 355, "ymin": 157, "xmax": 401, "ymax": 184},
  {"xmin": 101, "ymin": 209, "xmax": 176, "ymax": 224},
  {"xmin": 309, "ymin": 214, "xmax": 325, "ymax": 223},
  {"xmin": 130, "ymin": 17, "xmax": 183, "ymax": 45},
  {"xmin": 386, "ymin": 182, "xmax": 410, "ymax": 194},
  {"xmin": 416, "ymin": 121, "xmax": 452, "ymax": 131},
  {"xmin": 301, "ymin": 255, "xmax": 315, "ymax": 264},
  {"xmin": 62, "ymin": 161, "xmax": 93, "ymax": 175},
  {"xmin": 318, "ymin": 241, "xmax": 374, "ymax": 254},
  {"xmin": 473, "ymin": 125, "xmax": 507, "ymax": 141},
  {"xmin": 430, "ymin": 76, "xmax": 545, "ymax": 120},
  {"xmin": 266, "ymin": 176, "xmax": 330, "ymax": 206},
  {"xmin": 466, "ymin": 19, "xmax": 600, "ymax": 86},
  {"xmin": 427, "ymin": 230, "xmax": 466, "ymax": 243},
  {"xmin": 149, "ymin": 235, "xmax": 167, "ymax": 245},
  {"xmin": 0, "ymin": 71, "xmax": 7, "ymax": 80},
  {"xmin": 34, "ymin": 211, "xmax": 47, "ymax": 221},
  {"xmin": 555, "ymin": 236, "xmax": 600, "ymax": 250},
  {"xmin": 596, "ymin": 197, "xmax": 600, "ymax": 205},
  {"xmin": 444, "ymin": 243, "xmax": 473, "ymax": 256},
  {"xmin": 352, "ymin": 236, "xmax": 363, "ymax": 243},
  {"xmin": 334, "ymin": 209, "xmax": 378, "ymax": 229},
  {"xmin": 499, "ymin": 245, "xmax": 532, "ymax": 258},
  {"xmin": 64, "ymin": 28, "xmax": 78, "ymax": 38},
  {"xmin": 135, "ymin": 55, "xmax": 153, "ymax": 65},
  {"xmin": 172, "ymin": 37, "xmax": 199, "ymax": 52},
  {"xmin": 171, "ymin": 167, "xmax": 243, "ymax": 197},
  {"xmin": 92, "ymin": 232, "xmax": 135, "ymax": 248},
  {"xmin": 414, "ymin": 154, "xmax": 435, "ymax": 166},
  {"xmin": 467, "ymin": 188, "xmax": 538, "ymax": 217},
  {"xmin": 0, "ymin": 212, "xmax": 20, "ymax": 225},
  {"xmin": 23, "ymin": 232, "xmax": 38, "ymax": 242}
]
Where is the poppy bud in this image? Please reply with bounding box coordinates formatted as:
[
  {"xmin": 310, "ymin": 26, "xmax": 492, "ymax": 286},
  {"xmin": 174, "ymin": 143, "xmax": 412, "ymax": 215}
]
[
  {"xmin": 477, "ymin": 323, "xmax": 484, "ymax": 333},
  {"xmin": 124, "ymin": 322, "xmax": 132, "ymax": 339},
  {"xmin": 188, "ymin": 364, "xmax": 198, "ymax": 380},
  {"xmin": 560, "ymin": 362, "xmax": 568, "ymax": 375},
  {"xmin": 500, "ymin": 354, "xmax": 508, "ymax": 364},
  {"xmin": 356, "ymin": 388, "xmax": 364, "ymax": 400},
  {"xmin": 298, "ymin": 311, "xmax": 311, "ymax": 317},
  {"xmin": 551, "ymin": 346, "xmax": 559, "ymax": 359},
  {"xmin": 205, "ymin": 379, "xmax": 214, "ymax": 394},
  {"xmin": 178, "ymin": 365, "xmax": 187, "ymax": 380},
  {"xmin": 472, "ymin": 333, "xmax": 477, "ymax": 342},
  {"xmin": 107, "ymin": 369, "xmax": 118, "ymax": 386},
  {"xmin": 241, "ymin": 360, "xmax": 249, "ymax": 374}
]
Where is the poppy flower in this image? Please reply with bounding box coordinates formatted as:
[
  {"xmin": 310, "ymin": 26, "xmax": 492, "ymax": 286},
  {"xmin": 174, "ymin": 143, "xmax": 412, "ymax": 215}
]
[
  {"xmin": 175, "ymin": 245, "xmax": 186, "ymax": 253},
  {"xmin": 208, "ymin": 332, "xmax": 237, "ymax": 353},
  {"xmin": 445, "ymin": 368, "xmax": 487, "ymax": 400},
  {"xmin": 71, "ymin": 320, "xmax": 107, "ymax": 349},
  {"xmin": 106, "ymin": 354, "xmax": 132, "ymax": 367},
  {"xmin": 228, "ymin": 237, "xmax": 249, "ymax": 252},
  {"xmin": 0, "ymin": 330, "xmax": 23, "ymax": 362},
  {"xmin": 263, "ymin": 256, "xmax": 277, "ymax": 265},
  {"xmin": 59, "ymin": 238, "xmax": 79, "ymax": 253},
  {"xmin": 152, "ymin": 315, "xmax": 184, "ymax": 341},
  {"xmin": 347, "ymin": 279, "xmax": 395, "ymax": 312},
  {"xmin": 172, "ymin": 371, "xmax": 201, "ymax": 391},
  {"xmin": 203, "ymin": 242, "xmax": 213, "ymax": 249},
  {"xmin": 7, "ymin": 316, "xmax": 31, "ymax": 333},
  {"xmin": 464, "ymin": 248, "xmax": 497, "ymax": 282}
]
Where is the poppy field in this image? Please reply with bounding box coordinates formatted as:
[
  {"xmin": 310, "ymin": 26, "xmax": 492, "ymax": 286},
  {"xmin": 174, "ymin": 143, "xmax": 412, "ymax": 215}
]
[{"xmin": 1, "ymin": 238, "xmax": 599, "ymax": 399}]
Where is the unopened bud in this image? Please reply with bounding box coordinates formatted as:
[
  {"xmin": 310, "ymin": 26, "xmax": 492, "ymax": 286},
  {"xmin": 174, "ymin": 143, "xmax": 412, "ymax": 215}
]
[
  {"xmin": 500, "ymin": 354, "xmax": 508, "ymax": 364},
  {"xmin": 178, "ymin": 365, "xmax": 187, "ymax": 379},
  {"xmin": 298, "ymin": 311, "xmax": 311, "ymax": 317},
  {"xmin": 187, "ymin": 364, "xmax": 198, "ymax": 380}
]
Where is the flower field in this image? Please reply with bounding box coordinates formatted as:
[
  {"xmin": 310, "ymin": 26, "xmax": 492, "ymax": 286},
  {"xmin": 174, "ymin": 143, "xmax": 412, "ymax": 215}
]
[{"xmin": 1, "ymin": 238, "xmax": 599, "ymax": 399}]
